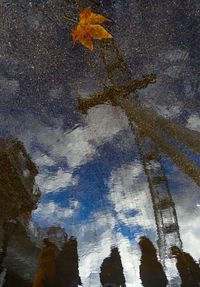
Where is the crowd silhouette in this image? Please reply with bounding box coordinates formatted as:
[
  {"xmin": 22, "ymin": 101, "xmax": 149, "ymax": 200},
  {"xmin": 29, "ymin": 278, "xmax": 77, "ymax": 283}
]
[
  {"xmin": 138, "ymin": 236, "xmax": 200, "ymax": 287},
  {"xmin": 0, "ymin": 137, "xmax": 200, "ymax": 286},
  {"xmin": 32, "ymin": 236, "xmax": 81, "ymax": 287},
  {"xmin": 31, "ymin": 235, "xmax": 200, "ymax": 287}
]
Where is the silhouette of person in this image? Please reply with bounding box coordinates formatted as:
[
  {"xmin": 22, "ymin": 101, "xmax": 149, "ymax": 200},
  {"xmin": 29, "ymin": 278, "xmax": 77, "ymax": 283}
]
[
  {"xmin": 100, "ymin": 247, "xmax": 126, "ymax": 287},
  {"xmin": 138, "ymin": 236, "xmax": 168, "ymax": 287},
  {"xmin": 55, "ymin": 236, "xmax": 82, "ymax": 287},
  {"xmin": 32, "ymin": 238, "xmax": 58, "ymax": 287},
  {"xmin": 171, "ymin": 246, "xmax": 200, "ymax": 287}
]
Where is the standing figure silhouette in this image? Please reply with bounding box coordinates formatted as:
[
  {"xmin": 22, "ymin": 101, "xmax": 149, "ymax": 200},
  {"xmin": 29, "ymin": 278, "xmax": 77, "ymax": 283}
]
[
  {"xmin": 139, "ymin": 236, "xmax": 168, "ymax": 287},
  {"xmin": 55, "ymin": 236, "xmax": 82, "ymax": 287},
  {"xmin": 171, "ymin": 246, "xmax": 200, "ymax": 287},
  {"xmin": 32, "ymin": 238, "xmax": 58, "ymax": 287}
]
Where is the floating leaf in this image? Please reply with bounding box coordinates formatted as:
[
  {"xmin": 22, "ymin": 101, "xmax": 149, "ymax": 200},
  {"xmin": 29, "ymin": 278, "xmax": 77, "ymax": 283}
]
[{"xmin": 69, "ymin": 7, "xmax": 112, "ymax": 51}]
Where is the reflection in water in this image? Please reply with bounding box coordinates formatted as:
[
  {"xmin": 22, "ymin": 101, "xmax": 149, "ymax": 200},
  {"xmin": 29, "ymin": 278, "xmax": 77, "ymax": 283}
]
[
  {"xmin": 0, "ymin": 222, "xmax": 17, "ymax": 271},
  {"xmin": 0, "ymin": 138, "xmax": 41, "ymax": 285},
  {"xmin": 0, "ymin": 1, "xmax": 200, "ymax": 286},
  {"xmin": 0, "ymin": 138, "xmax": 40, "ymax": 221},
  {"xmin": 33, "ymin": 232, "xmax": 82, "ymax": 287},
  {"xmin": 138, "ymin": 237, "xmax": 168, "ymax": 287},
  {"xmin": 33, "ymin": 239, "xmax": 58, "ymax": 287},
  {"xmin": 76, "ymin": 37, "xmax": 199, "ymax": 284},
  {"xmin": 55, "ymin": 235, "xmax": 82, "ymax": 287},
  {"xmin": 77, "ymin": 39, "xmax": 200, "ymax": 187},
  {"xmin": 171, "ymin": 246, "xmax": 200, "ymax": 287},
  {"xmin": 132, "ymin": 126, "xmax": 182, "ymax": 265},
  {"xmin": 77, "ymin": 38, "xmax": 184, "ymax": 268},
  {"xmin": 100, "ymin": 247, "xmax": 126, "ymax": 287}
]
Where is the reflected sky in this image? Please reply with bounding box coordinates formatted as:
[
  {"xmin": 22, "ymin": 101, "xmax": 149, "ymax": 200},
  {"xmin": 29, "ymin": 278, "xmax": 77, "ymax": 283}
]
[{"xmin": 0, "ymin": 0, "xmax": 200, "ymax": 286}]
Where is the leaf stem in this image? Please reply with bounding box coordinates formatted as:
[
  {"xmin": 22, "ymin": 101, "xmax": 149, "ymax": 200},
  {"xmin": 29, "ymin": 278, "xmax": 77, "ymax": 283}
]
[{"xmin": 64, "ymin": 16, "xmax": 79, "ymax": 23}]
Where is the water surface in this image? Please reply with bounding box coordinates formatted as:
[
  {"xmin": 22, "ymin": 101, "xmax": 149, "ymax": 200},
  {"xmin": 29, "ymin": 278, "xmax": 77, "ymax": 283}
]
[{"xmin": 0, "ymin": 0, "xmax": 200, "ymax": 286}]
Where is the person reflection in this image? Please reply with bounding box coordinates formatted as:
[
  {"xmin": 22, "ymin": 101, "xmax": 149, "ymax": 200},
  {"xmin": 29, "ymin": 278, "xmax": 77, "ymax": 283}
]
[
  {"xmin": 55, "ymin": 235, "xmax": 82, "ymax": 287},
  {"xmin": 100, "ymin": 247, "xmax": 126, "ymax": 287},
  {"xmin": 138, "ymin": 236, "xmax": 168, "ymax": 287},
  {"xmin": 171, "ymin": 246, "xmax": 200, "ymax": 287},
  {"xmin": 32, "ymin": 238, "xmax": 58, "ymax": 287}
]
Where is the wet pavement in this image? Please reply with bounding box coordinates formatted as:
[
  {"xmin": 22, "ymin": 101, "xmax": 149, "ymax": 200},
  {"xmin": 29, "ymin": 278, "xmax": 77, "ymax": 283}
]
[{"xmin": 0, "ymin": 0, "xmax": 200, "ymax": 286}]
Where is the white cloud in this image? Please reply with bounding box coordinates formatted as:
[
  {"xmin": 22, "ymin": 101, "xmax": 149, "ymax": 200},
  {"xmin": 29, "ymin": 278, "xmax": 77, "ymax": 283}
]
[
  {"xmin": 118, "ymin": 235, "xmax": 142, "ymax": 287},
  {"xmin": 85, "ymin": 104, "xmax": 129, "ymax": 142},
  {"xmin": 107, "ymin": 161, "xmax": 156, "ymax": 229},
  {"xmin": 63, "ymin": 104, "xmax": 128, "ymax": 168},
  {"xmin": 33, "ymin": 153, "xmax": 55, "ymax": 167},
  {"xmin": 33, "ymin": 200, "xmax": 78, "ymax": 224},
  {"xmin": 186, "ymin": 113, "xmax": 200, "ymax": 132},
  {"xmin": 175, "ymin": 188, "xmax": 200, "ymax": 261},
  {"xmin": 35, "ymin": 168, "xmax": 77, "ymax": 194},
  {"xmin": 30, "ymin": 104, "xmax": 129, "ymax": 169}
]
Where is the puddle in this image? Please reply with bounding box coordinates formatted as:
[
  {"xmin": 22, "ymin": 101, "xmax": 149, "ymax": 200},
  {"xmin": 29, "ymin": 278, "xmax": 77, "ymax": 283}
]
[{"xmin": 0, "ymin": 1, "xmax": 200, "ymax": 286}]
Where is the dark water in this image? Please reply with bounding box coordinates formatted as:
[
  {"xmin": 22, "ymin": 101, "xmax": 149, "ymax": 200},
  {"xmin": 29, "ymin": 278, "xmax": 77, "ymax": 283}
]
[{"xmin": 0, "ymin": 0, "xmax": 200, "ymax": 286}]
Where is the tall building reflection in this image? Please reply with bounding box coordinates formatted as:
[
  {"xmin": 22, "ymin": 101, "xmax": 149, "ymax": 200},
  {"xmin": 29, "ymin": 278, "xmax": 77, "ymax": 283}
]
[
  {"xmin": 0, "ymin": 137, "xmax": 41, "ymax": 286},
  {"xmin": 100, "ymin": 247, "xmax": 126, "ymax": 287},
  {"xmin": 0, "ymin": 137, "xmax": 40, "ymax": 222}
]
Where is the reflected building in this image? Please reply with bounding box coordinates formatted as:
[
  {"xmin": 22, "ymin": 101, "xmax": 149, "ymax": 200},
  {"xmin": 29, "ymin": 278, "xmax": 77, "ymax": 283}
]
[
  {"xmin": 100, "ymin": 247, "xmax": 126, "ymax": 287},
  {"xmin": 0, "ymin": 137, "xmax": 40, "ymax": 221},
  {"xmin": 33, "ymin": 238, "xmax": 58, "ymax": 287},
  {"xmin": 0, "ymin": 137, "xmax": 41, "ymax": 286}
]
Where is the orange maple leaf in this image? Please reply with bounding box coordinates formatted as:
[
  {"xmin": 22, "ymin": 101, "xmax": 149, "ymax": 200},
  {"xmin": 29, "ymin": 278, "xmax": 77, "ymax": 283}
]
[{"xmin": 69, "ymin": 7, "xmax": 112, "ymax": 51}]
